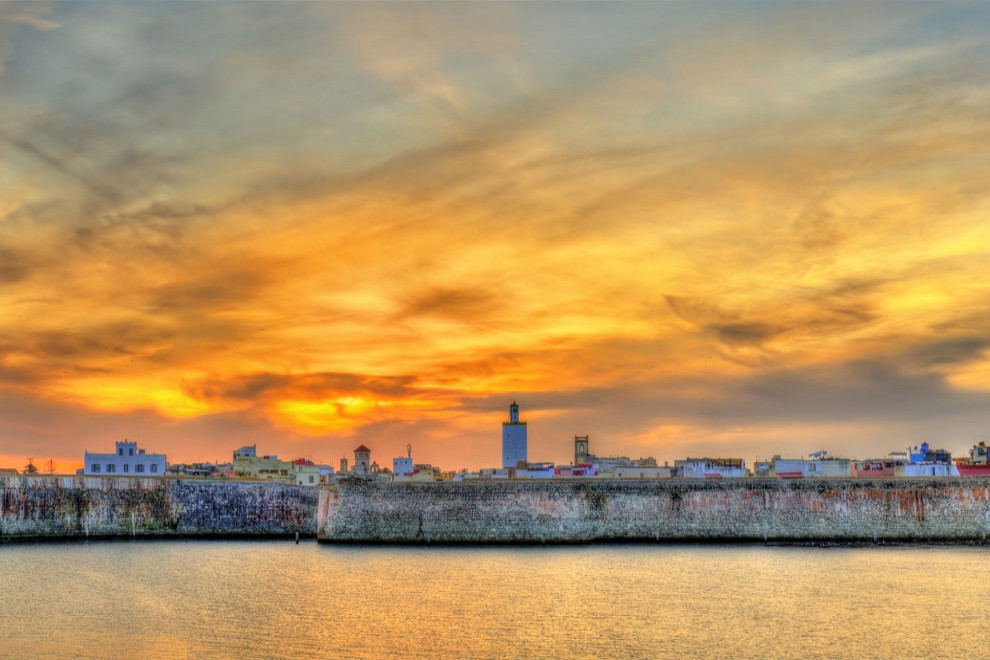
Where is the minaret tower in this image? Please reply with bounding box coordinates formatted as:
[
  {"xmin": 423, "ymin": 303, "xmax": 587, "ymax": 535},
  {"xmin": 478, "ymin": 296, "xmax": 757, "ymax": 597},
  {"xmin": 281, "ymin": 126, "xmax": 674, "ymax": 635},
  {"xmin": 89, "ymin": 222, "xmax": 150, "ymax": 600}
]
[{"xmin": 501, "ymin": 400, "xmax": 528, "ymax": 469}]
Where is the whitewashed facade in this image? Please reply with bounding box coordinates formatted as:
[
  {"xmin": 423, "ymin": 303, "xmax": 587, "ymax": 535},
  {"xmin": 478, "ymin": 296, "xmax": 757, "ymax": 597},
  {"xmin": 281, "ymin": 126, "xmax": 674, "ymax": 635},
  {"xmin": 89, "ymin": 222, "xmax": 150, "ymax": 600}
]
[
  {"xmin": 675, "ymin": 458, "xmax": 746, "ymax": 478},
  {"xmin": 393, "ymin": 457, "xmax": 413, "ymax": 476},
  {"xmin": 84, "ymin": 441, "xmax": 166, "ymax": 476},
  {"xmin": 501, "ymin": 401, "xmax": 527, "ymax": 469},
  {"xmin": 772, "ymin": 456, "xmax": 852, "ymax": 478}
]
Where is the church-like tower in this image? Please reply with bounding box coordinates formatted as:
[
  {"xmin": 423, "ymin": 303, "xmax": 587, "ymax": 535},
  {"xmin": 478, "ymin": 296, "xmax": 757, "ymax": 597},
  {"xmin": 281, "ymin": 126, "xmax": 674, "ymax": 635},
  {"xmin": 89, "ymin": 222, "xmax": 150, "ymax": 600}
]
[
  {"xmin": 501, "ymin": 401, "xmax": 528, "ymax": 469},
  {"xmin": 575, "ymin": 435, "xmax": 590, "ymax": 465}
]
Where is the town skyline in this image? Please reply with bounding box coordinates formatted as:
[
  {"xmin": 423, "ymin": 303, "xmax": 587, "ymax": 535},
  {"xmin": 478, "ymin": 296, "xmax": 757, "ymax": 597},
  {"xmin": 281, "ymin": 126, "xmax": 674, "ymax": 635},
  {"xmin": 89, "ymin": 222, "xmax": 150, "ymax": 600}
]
[{"xmin": 2, "ymin": 3, "xmax": 990, "ymax": 473}]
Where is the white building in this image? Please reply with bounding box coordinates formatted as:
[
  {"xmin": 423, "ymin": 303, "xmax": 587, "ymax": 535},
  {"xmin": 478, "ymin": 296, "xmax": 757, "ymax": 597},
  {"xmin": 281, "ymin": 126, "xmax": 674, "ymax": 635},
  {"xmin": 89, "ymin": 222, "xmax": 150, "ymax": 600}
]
[
  {"xmin": 293, "ymin": 463, "xmax": 321, "ymax": 486},
  {"xmin": 773, "ymin": 455, "xmax": 852, "ymax": 478},
  {"xmin": 393, "ymin": 457, "xmax": 413, "ymax": 477},
  {"xmin": 573, "ymin": 435, "xmax": 658, "ymax": 472},
  {"xmin": 675, "ymin": 458, "xmax": 746, "ymax": 478},
  {"xmin": 501, "ymin": 401, "xmax": 527, "ymax": 469},
  {"xmin": 898, "ymin": 462, "xmax": 959, "ymax": 477},
  {"xmin": 613, "ymin": 465, "xmax": 673, "ymax": 479},
  {"xmin": 516, "ymin": 463, "xmax": 555, "ymax": 479},
  {"xmin": 84, "ymin": 440, "xmax": 166, "ymax": 476},
  {"xmin": 233, "ymin": 445, "xmax": 257, "ymax": 460}
]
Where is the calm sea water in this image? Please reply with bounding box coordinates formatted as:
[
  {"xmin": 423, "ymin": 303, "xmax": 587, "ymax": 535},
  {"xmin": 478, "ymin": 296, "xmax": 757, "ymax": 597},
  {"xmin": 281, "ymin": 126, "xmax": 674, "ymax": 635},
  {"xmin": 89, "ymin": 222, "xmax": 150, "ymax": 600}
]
[{"xmin": 1, "ymin": 541, "xmax": 988, "ymax": 659}]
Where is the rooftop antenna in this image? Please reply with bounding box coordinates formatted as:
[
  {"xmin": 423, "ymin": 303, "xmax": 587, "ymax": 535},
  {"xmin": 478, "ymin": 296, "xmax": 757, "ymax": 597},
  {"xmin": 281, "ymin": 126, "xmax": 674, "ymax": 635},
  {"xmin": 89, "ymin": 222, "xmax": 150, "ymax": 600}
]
[{"xmin": 407, "ymin": 444, "xmax": 412, "ymax": 459}]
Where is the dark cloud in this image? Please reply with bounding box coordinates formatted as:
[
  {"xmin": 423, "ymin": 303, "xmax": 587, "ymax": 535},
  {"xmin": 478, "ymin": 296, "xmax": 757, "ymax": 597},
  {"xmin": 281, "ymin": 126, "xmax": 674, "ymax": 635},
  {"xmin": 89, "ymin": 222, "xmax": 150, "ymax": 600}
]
[
  {"xmin": 2, "ymin": 133, "xmax": 121, "ymax": 204},
  {"xmin": 31, "ymin": 329, "xmax": 137, "ymax": 360},
  {"xmin": 189, "ymin": 371, "xmax": 421, "ymax": 404},
  {"xmin": 0, "ymin": 320, "xmax": 172, "ymax": 387},
  {"xmin": 0, "ymin": 248, "xmax": 32, "ymax": 285},
  {"xmin": 396, "ymin": 286, "xmax": 497, "ymax": 322},
  {"xmin": 704, "ymin": 322, "xmax": 780, "ymax": 346},
  {"xmin": 149, "ymin": 273, "xmax": 267, "ymax": 314},
  {"xmin": 70, "ymin": 200, "xmax": 203, "ymax": 258},
  {"xmin": 905, "ymin": 336, "xmax": 990, "ymax": 369}
]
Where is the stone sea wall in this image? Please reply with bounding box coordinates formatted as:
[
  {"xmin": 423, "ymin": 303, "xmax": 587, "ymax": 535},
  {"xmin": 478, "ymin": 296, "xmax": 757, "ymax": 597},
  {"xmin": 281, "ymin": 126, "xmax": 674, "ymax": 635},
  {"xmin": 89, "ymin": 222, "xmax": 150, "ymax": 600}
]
[
  {"xmin": 7, "ymin": 477, "xmax": 990, "ymax": 544},
  {"xmin": 0, "ymin": 476, "xmax": 319, "ymax": 541},
  {"xmin": 318, "ymin": 478, "xmax": 990, "ymax": 544}
]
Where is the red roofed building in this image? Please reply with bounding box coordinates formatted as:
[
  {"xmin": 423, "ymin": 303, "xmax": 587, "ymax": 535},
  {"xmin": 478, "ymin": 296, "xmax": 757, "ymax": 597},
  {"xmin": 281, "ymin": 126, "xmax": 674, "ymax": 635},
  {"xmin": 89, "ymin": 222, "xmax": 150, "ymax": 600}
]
[{"xmin": 354, "ymin": 445, "xmax": 371, "ymax": 476}]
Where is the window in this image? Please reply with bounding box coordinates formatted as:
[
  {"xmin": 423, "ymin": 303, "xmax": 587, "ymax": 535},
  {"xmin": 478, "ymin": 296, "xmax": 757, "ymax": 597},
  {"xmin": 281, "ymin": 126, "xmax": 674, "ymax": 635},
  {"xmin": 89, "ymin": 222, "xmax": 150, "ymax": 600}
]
[
  {"xmin": 91, "ymin": 464, "xmax": 100, "ymax": 473},
  {"xmin": 129, "ymin": 448, "xmax": 134, "ymax": 456},
  {"xmin": 136, "ymin": 464, "xmax": 145, "ymax": 473},
  {"xmin": 309, "ymin": 475, "xmax": 315, "ymax": 484},
  {"xmin": 123, "ymin": 464, "xmax": 129, "ymax": 473},
  {"xmin": 106, "ymin": 464, "xmax": 116, "ymax": 473},
  {"xmin": 118, "ymin": 448, "xmax": 123, "ymax": 456},
  {"xmin": 151, "ymin": 464, "xmax": 158, "ymax": 473}
]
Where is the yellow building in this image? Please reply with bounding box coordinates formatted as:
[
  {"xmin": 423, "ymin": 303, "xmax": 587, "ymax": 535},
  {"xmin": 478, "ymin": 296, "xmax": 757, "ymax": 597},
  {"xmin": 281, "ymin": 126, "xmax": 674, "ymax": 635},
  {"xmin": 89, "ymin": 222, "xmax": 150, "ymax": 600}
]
[{"xmin": 233, "ymin": 454, "xmax": 291, "ymax": 481}]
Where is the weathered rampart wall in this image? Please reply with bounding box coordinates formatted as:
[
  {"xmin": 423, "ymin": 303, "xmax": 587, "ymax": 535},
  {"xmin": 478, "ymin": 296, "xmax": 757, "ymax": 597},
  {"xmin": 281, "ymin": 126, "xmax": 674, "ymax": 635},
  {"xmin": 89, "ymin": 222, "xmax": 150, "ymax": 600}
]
[
  {"xmin": 318, "ymin": 479, "xmax": 990, "ymax": 543},
  {"xmin": 8, "ymin": 477, "xmax": 990, "ymax": 544},
  {"xmin": 0, "ymin": 476, "xmax": 319, "ymax": 541}
]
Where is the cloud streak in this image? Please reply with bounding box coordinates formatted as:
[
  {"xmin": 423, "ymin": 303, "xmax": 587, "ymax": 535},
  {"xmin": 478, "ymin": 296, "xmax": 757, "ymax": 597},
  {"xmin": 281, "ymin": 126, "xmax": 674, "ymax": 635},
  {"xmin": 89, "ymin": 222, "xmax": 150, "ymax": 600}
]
[{"xmin": 1, "ymin": 3, "xmax": 989, "ymax": 470}]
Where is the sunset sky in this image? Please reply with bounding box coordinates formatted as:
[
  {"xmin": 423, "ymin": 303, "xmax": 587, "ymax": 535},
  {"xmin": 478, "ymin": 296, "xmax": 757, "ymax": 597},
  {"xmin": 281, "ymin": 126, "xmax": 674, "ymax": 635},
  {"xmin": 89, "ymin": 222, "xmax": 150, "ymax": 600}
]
[{"xmin": 1, "ymin": 2, "xmax": 989, "ymax": 472}]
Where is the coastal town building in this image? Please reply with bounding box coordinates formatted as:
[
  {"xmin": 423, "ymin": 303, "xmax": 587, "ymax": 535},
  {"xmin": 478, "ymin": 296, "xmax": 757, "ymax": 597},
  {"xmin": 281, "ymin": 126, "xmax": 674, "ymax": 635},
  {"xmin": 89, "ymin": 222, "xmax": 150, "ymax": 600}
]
[
  {"xmin": 292, "ymin": 460, "xmax": 321, "ymax": 486},
  {"xmin": 393, "ymin": 444, "xmax": 414, "ymax": 478},
  {"xmin": 233, "ymin": 449, "xmax": 291, "ymax": 480},
  {"xmin": 353, "ymin": 445, "xmax": 371, "ymax": 476},
  {"xmin": 770, "ymin": 454, "xmax": 852, "ymax": 478},
  {"xmin": 555, "ymin": 464, "xmax": 598, "ymax": 478},
  {"xmin": 166, "ymin": 462, "xmax": 220, "ymax": 477},
  {"xmin": 234, "ymin": 445, "xmax": 257, "ymax": 460},
  {"xmin": 501, "ymin": 401, "xmax": 527, "ymax": 469},
  {"xmin": 394, "ymin": 464, "xmax": 442, "ymax": 482},
  {"xmin": 515, "ymin": 462, "xmax": 555, "ymax": 479},
  {"xmin": 470, "ymin": 468, "xmax": 513, "ymax": 480},
  {"xmin": 84, "ymin": 440, "xmax": 166, "ymax": 476},
  {"xmin": 393, "ymin": 457, "xmax": 413, "ymax": 477},
  {"xmin": 612, "ymin": 465, "xmax": 673, "ymax": 479},
  {"xmin": 573, "ymin": 435, "xmax": 658, "ymax": 473},
  {"xmin": 674, "ymin": 458, "xmax": 746, "ymax": 478},
  {"xmin": 854, "ymin": 444, "xmax": 959, "ymax": 477}
]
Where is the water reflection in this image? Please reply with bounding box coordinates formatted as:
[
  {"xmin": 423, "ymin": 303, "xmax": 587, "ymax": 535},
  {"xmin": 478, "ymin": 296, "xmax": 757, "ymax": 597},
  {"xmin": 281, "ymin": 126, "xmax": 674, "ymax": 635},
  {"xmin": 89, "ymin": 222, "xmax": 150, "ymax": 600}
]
[{"xmin": 1, "ymin": 542, "xmax": 987, "ymax": 659}]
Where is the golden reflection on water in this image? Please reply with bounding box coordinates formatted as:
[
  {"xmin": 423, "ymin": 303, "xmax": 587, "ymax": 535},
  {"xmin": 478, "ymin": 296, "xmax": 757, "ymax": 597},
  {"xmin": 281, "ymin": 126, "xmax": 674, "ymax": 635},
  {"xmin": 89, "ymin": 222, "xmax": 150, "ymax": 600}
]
[{"xmin": 1, "ymin": 542, "xmax": 988, "ymax": 659}]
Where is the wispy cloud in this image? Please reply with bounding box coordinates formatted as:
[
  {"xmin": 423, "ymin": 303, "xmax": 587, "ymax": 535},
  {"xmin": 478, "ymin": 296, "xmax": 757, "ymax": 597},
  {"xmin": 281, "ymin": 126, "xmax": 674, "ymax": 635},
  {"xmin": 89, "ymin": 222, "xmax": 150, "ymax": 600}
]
[{"xmin": 1, "ymin": 3, "xmax": 989, "ymax": 470}]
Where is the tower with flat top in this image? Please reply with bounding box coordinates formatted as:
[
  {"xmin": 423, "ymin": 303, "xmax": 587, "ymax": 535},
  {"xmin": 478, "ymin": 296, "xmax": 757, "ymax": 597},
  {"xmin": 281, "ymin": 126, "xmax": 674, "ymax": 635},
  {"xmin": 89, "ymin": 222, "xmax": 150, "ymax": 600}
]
[{"xmin": 501, "ymin": 401, "xmax": 528, "ymax": 468}]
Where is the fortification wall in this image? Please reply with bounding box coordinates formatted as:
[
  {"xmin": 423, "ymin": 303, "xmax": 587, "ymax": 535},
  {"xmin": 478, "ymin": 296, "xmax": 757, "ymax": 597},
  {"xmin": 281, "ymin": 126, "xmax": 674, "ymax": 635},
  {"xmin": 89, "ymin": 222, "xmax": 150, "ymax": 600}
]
[
  {"xmin": 0, "ymin": 476, "xmax": 319, "ymax": 541},
  {"xmin": 7, "ymin": 476, "xmax": 990, "ymax": 544},
  {"xmin": 318, "ymin": 478, "xmax": 990, "ymax": 543}
]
